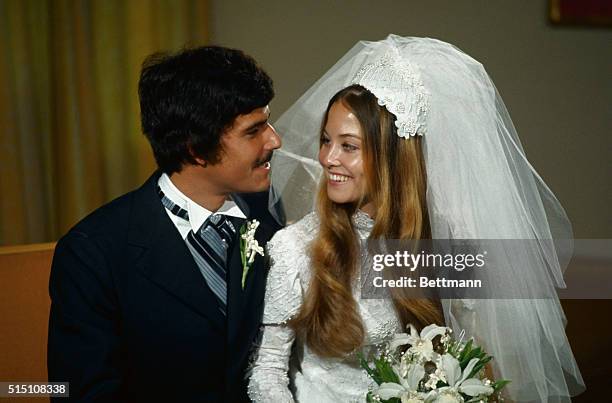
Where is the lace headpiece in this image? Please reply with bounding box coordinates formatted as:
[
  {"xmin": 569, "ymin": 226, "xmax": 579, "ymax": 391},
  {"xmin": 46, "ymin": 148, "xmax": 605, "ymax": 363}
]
[{"xmin": 351, "ymin": 50, "xmax": 429, "ymax": 138}]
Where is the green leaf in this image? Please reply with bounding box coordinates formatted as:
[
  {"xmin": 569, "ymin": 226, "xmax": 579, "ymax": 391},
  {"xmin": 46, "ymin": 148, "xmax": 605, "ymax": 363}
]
[
  {"xmin": 359, "ymin": 353, "xmax": 380, "ymax": 383},
  {"xmin": 239, "ymin": 223, "xmax": 249, "ymax": 289},
  {"xmin": 469, "ymin": 362, "xmax": 485, "ymax": 378},
  {"xmin": 460, "ymin": 346, "xmax": 485, "ymax": 368},
  {"xmin": 492, "ymin": 379, "xmax": 511, "ymax": 393},
  {"xmin": 480, "ymin": 356, "xmax": 492, "ymax": 365},
  {"xmin": 374, "ymin": 357, "xmax": 399, "ymax": 384},
  {"xmin": 459, "ymin": 339, "xmax": 474, "ymax": 362}
]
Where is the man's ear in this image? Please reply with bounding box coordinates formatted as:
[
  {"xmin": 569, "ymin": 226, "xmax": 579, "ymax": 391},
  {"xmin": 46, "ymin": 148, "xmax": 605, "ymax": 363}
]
[
  {"xmin": 195, "ymin": 157, "xmax": 207, "ymax": 168},
  {"xmin": 188, "ymin": 146, "xmax": 208, "ymax": 168},
  {"xmin": 189, "ymin": 139, "xmax": 225, "ymax": 167}
]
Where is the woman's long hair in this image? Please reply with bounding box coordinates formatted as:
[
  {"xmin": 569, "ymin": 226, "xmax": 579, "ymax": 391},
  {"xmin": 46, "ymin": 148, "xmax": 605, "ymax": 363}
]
[{"xmin": 290, "ymin": 85, "xmax": 443, "ymax": 358}]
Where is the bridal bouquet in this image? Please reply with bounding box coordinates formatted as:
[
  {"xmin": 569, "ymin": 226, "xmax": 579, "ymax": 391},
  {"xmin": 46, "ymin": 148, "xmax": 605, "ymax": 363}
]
[{"xmin": 360, "ymin": 324, "xmax": 509, "ymax": 403}]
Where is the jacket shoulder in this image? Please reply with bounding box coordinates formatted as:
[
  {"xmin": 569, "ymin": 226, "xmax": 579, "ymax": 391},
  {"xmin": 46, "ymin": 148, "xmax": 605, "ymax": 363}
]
[{"xmin": 67, "ymin": 190, "xmax": 137, "ymax": 240}]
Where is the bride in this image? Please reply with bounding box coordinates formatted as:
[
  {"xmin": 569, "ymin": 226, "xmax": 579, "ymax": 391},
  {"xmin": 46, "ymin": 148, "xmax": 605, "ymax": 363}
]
[{"xmin": 247, "ymin": 35, "xmax": 584, "ymax": 402}]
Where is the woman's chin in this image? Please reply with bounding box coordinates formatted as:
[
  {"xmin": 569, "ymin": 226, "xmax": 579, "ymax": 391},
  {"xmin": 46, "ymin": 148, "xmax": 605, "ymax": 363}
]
[{"xmin": 326, "ymin": 190, "xmax": 358, "ymax": 205}]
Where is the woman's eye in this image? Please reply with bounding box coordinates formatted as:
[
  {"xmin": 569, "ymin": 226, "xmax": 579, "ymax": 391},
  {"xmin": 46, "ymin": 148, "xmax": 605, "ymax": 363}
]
[
  {"xmin": 321, "ymin": 136, "xmax": 330, "ymax": 144},
  {"xmin": 343, "ymin": 143, "xmax": 358, "ymax": 151}
]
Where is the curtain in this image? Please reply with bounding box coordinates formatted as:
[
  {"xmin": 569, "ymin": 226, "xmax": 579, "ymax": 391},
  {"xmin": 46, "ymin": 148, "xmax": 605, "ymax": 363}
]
[{"xmin": 0, "ymin": 0, "xmax": 209, "ymax": 245}]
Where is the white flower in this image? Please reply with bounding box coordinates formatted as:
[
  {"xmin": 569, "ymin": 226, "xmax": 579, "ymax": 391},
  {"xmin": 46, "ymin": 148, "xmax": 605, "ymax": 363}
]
[
  {"xmin": 241, "ymin": 219, "xmax": 264, "ymax": 263},
  {"xmin": 240, "ymin": 219, "xmax": 264, "ymax": 289},
  {"xmin": 425, "ymin": 377, "xmax": 439, "ymax": 390},
  {"xmin": 440, "ymin": 332, "xmax": 452, "ymax": 347},
  {"xmin": 424, "ymin": 366, "xmax": 447, "ymax": 390},
  {"xmin": 374, "ymin": 362, "xmax": 425, "ymax": 401},
  {"xmin": 399, "ymin": 354, "xmax": 412, "ymax": 378},
  {"xmin": 435, "ymin": 355, "xmax": 494, "ymax": 398},
  {"xmin": 390, "ymin": 324, "xmax": 448, "ymax": 361}
]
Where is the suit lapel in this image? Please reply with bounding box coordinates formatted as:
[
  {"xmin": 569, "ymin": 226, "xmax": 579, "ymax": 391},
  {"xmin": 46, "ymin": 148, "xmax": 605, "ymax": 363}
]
[
  {"xmin": 226, "ymin": 225, "xmax": 245, "ymax": 345},
  {"xmin": 226, "ymin": 214, "xmax": 274, "ymax": 346},
  {"xmin": 129, "ymin": 173, "xmax": 226, "ymax": 333},
  {"xmin": 128, "ymin": 180, "xmax": 278, "ymax": 344}
]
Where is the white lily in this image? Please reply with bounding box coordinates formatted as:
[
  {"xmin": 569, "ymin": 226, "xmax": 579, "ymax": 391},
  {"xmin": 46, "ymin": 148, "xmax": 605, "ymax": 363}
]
[
  {"xmin": 374, "ymin": 363, "xmax": 426, "ymax": 402},
  {"xmin": 239, "ymin": 219, "xmax": 264, "ymax": 289},
  {"xmin": 241, "ymin": 220, "xmax": 264, "ymax": 263},
  {"xmin": 390, "ymin": 324, "xmax": 448, "ymax": 362},
  {"xmin": 433, "ymin": 355, "xmax": 493, "ymax": 398}
]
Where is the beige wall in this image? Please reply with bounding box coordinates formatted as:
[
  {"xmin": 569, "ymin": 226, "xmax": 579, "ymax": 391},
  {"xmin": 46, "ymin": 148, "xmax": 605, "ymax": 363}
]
[{"xmin": 210, "ymin": 0, "xmax": 611, "ymax": 238}]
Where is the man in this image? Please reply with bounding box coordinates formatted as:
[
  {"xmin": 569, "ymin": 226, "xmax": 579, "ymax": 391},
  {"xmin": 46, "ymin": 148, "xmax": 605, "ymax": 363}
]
[{"xmin": 47, "ymin": 46, "xmax": 283, "ymax": 402}]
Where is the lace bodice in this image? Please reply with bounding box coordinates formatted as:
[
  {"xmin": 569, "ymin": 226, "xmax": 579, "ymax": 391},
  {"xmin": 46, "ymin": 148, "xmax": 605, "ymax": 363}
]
[{"xmin": 247, "ymin": 212, "xmax": 402, "ymax": 402}]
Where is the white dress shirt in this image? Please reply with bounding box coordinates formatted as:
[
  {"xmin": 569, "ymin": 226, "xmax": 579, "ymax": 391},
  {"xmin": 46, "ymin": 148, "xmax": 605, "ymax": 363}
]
[{"xmin": 158, "ymin": 173, "xmax": 246, "ymax": 239}]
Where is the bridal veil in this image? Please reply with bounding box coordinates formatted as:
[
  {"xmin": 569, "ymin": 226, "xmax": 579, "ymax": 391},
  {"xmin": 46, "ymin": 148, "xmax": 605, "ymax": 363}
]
[{"xmin": 268, "ymin": 35, "xmax": 584, "ymax": 402}]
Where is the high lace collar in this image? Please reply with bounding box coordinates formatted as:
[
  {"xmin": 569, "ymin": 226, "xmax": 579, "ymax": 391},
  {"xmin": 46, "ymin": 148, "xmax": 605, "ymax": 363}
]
[{"xmin": 353, "ymin": 209, "xmax": 374, "ymax": 233}]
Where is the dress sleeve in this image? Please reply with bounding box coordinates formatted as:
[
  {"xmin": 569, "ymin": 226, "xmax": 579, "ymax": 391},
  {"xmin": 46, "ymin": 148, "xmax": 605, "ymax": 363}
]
[{"xmin": 247, "ymin": 229, "xmax": 305, "ymax": 402}]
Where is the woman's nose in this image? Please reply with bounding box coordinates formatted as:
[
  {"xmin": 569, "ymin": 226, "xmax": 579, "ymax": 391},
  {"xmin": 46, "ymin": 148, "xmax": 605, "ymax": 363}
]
[{"xmin": 325, "ymin": 144, "xmax": 341, "ymax": 166}]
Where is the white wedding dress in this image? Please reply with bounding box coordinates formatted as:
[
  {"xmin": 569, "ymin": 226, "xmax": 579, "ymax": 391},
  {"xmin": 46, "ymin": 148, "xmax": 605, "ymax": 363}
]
[{"xmin": 247, "ymin": 211, "xmax": 403, "ymax": 402}]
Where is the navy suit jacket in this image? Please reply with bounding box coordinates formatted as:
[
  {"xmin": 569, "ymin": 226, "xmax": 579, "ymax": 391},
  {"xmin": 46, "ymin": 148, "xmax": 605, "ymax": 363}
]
[{"xmin": 48, "ymin": 172, "xmax": 283, "ymax": 402}]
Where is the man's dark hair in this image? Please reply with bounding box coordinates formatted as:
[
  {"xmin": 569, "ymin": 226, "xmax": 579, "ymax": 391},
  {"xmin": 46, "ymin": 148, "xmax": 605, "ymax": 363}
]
[{"xmin": 138, "ymin": 46, "xmax": 274, "ymax": 174}]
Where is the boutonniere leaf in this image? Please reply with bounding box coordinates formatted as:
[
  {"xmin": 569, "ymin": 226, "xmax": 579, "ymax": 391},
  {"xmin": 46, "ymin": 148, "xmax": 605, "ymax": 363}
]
[{"xmin": 240, "ymin": 219, "xmax": 264, "ymax": 289}]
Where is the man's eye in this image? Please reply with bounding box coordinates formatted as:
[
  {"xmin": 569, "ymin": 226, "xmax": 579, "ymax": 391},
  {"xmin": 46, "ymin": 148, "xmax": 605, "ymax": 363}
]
[{"xmin": 246, "ymin": 126, "xmax": 261, "ymax": 135}]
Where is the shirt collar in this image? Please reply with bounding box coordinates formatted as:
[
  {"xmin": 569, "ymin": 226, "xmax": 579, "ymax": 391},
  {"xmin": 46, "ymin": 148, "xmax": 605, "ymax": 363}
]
[{"xmin": 159, "ymin": 173, "xmax": 247, "ymax": 233}]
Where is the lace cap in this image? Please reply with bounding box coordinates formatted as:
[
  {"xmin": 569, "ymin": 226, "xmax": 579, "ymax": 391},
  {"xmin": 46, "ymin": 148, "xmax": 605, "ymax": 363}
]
[{"xmin": 351, "ymin": 50, "xmax": 429, "ymax": 138}]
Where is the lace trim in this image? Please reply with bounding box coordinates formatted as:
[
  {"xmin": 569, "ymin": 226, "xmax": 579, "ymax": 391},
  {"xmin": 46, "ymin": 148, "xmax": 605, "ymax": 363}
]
[
  {"xmin": 353, "ymin": 210, "xmax": 374, "ymax": 234},
  {"xmin": 351, "ymin": 51, "xmax": 429, "ymax": 138}
]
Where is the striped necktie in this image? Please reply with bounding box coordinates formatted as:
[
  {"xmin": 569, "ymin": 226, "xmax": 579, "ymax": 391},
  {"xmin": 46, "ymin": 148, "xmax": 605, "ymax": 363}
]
[{"xmin": 157, "ymin": 186, "xmax": 236, "ymax": 316}]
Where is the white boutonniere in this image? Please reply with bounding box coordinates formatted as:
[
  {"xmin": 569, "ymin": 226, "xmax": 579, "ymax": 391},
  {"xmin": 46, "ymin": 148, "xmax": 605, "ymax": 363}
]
[{"xmin": 240, "ymin": 219, "xmax": 264, "ymax": 289}]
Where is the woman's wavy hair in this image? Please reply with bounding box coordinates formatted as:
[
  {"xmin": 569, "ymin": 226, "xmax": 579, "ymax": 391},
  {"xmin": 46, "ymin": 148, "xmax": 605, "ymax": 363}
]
[{"xmin": 290, "ymin": 85, "xmax": 443, "ymax": 358}]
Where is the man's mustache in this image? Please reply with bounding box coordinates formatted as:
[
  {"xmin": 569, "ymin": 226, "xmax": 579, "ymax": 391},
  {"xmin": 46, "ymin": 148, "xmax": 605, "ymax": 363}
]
[{"xmin": 255, "ymin": 152, "xmax": 273, "ymax": 167}]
